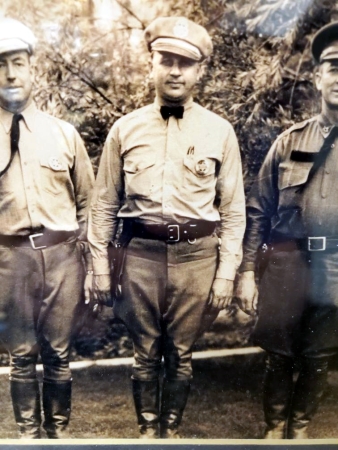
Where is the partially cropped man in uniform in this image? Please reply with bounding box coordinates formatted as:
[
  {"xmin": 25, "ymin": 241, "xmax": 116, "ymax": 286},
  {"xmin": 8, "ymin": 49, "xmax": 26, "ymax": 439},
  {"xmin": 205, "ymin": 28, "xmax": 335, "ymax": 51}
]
[
  {"xmin": 0, "ymin": 18, "xmax": 94, "ymax": 438},
  {"xmin": 89, "ymin": 16, "xmax": 245, "ymax": 439},
  {"xmin": 235, "ymin": 21, "xmax": 338, "ymax": 439}
]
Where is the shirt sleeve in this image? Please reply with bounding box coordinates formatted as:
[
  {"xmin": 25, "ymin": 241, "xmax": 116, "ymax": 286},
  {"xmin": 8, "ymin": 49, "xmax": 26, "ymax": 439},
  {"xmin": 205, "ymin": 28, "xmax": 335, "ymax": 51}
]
[
  {"xmin": 71, "ymin": 128, "xmax": 95, "ymax": 241},
  {"xmin": 215, "ymin": 125, "xmax": 246, "ymax": 280},
  {"xmin": 88, "ymin": 125, "xmax": 124, "ymax": 275},
  {"xmin": 239, "ymin": 140, "xmax": 280, "ymax": 272}
]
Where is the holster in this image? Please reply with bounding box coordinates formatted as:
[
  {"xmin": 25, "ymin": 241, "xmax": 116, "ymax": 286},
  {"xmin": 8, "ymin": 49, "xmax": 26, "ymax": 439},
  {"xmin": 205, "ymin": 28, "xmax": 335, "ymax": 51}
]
[
  {"xmin": 108, "ymin": 227, "xmax": 133, "ymax": 305},
  {"xmin": 256, "ymin": 243, "xmax": 271, "ymax": 281}
]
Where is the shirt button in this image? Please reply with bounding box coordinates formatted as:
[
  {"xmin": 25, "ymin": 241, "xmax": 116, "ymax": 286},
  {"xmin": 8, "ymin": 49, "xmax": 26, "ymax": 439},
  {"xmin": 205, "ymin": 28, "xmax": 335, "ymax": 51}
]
[
  {"xmin": 323, "ymin": 126, "xmax": 329, "ymax": 132},
  {"xmin": 326, "ymin": 169, "xmax": 330, "ymax": 174},
  {"xmin": 322, "ymin": 193, "xmax": 327, "ymax": 199}
]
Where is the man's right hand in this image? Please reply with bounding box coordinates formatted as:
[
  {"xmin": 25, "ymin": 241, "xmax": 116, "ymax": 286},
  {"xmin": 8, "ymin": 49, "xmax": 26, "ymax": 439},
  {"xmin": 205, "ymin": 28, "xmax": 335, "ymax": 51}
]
[
  {"xmin": 92, "ymin": 274, "xmax": 112, "ymax": 309},
  {"xmin": 234, "ymin": 270, "xmax": 258, "ymax": 316}
]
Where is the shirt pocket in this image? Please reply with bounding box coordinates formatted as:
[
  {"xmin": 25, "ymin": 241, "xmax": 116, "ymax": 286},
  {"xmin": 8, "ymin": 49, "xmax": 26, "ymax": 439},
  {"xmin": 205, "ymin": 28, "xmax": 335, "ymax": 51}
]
[
  {"xmin": 277, "ymin": 162, "xmax": 312, "ymax": 229},
  {"xmin": 123, "ymin": 155, "xmax": 156, "ymax": 199},
  {"xmin": 183, "ymin": 155, "xmax": 216, "ymax": 194},
  {"xmin": 40, "ymin": 159, "xmax": 69, "ymax": 196},
  {"xmin": 278, "ymin": 163, "xmax": 312, "ymax": 190}
]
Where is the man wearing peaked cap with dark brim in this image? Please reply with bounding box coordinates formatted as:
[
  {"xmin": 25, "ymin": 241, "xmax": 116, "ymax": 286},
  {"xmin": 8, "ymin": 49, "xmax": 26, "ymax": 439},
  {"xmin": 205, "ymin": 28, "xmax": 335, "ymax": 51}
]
[
  {"xmin": 0, "ymin": 18, "xmax": 94, "ymax": 438},
  {"xmin": 235, "ymin": 21, "xmax": 338, "ymax": 439},
  {"xmin": 88, "ymin": 16, "xmax": 245, "ymax": 439}
]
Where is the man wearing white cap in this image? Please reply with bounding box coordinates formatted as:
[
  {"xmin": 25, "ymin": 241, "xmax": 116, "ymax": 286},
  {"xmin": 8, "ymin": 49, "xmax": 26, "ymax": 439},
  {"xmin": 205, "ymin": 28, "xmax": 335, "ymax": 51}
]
[
  {"xmin": 235, "ymin": 21, "xmax": 338, "ymax": 439},
  {"xmin": 0, "ymin": 18, "xmax": 94, "ymax": 438},
  {"xmin": 89, "ymin": 16, "xmax": 245, "ymax": 438}
]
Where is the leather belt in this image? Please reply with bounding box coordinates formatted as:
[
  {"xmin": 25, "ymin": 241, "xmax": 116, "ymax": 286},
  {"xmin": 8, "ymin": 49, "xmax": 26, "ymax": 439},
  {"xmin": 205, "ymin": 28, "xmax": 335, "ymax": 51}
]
[
  {"xmin": 0, "ymin": 229, "xmax": 78, "ymax": 250},
  {"xmin": 270, "ymin": 235, "xmax": 338, "ymax": 252},
  {"xmin": 125, "ymin": 220, "xmax": 217, "ymax": 243}
]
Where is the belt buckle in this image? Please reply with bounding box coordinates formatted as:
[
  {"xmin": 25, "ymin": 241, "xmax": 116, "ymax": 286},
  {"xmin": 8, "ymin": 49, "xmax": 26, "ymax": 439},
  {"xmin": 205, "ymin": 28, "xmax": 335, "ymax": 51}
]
[
  {"xmin": 29, "ymin": 233, "xmax": 46, "ymax": 250},
  {"xmin": 308, "ymin": 236, "xmax": 326, "ymax": 251},
  {"xmin": 167, "ymin": 224, "xmax": 180, "ymax": 242}
]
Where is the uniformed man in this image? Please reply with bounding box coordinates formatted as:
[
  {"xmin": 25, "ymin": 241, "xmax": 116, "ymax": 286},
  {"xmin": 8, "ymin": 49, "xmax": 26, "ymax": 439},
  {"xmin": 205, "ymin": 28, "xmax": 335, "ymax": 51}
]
[
  {"xmin": 235, "ymin": 21, "xmax": 338, "ymax": 439},
  {"xmin": 0, "ymin": 18, "xmax": 94, "ymax": 438},
  {"xmin": 88, "ymin": 16, "xmax": 245, "ymax": 439}
]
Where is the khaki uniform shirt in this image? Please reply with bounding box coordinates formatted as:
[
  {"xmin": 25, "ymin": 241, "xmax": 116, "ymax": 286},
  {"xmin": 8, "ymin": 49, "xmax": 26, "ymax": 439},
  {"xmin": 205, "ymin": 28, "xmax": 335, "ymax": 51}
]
[
  {"xmin": 89, "ymin": 98, "xmax": 245, "ymax": 279},
  {"xmin": 0, "ymin": 102, "xmax": 94, "ymax": 239},
  {"xmin": 241, "ymin": 114, "xmax": 338, "ymax": 271}
]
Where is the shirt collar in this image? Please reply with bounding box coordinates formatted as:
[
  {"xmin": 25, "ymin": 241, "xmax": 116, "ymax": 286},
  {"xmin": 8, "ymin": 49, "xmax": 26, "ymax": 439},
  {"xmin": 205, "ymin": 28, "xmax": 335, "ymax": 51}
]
[
  {"xmin": 317, "ymin": 113, "xmax": 337, "ymax": 137},
  {"xmin": 0, "ymin": 101, "xmax": 37, "ymax": 134}
]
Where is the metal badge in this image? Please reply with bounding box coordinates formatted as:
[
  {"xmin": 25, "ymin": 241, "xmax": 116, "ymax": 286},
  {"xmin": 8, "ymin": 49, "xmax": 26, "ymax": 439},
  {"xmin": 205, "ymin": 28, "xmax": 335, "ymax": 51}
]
[
  {"xmin": 48, "ymin": 156, "xmax": 63, "ymax": 171},
  {"xmin": 195, "ymin": 159, "xmax": 209, "ymax": 175},
  {"xmin": 173, "ymin": 18, "xmax": 189, "ymax": 38}
]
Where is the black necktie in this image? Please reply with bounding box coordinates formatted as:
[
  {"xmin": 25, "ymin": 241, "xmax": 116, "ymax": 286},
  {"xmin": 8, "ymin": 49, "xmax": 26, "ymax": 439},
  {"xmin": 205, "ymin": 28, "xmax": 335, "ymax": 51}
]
[
  {"xmin": 297, "ymin": 125, "xmax": 338, "ymax": 193},
  {"xmin": 160, "ymin": 105, "xmax": 184, "ymax": 120},
  {"xmin": 0, "ymin": 113, "xmax": 23, "ymax": 178}
]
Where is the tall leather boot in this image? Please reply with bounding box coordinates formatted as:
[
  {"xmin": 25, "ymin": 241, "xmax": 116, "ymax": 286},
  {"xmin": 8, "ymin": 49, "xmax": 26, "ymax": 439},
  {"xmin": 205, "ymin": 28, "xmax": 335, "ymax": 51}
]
[
  {"xmin": 287, "ymin": 357, "xmax": 329, "ymax": 439},
  {"xmin": 263, "ymin": 353, "xmax": 294, "ymax": 439},
  {"xmin": 42, "ymin": 379, "xmax": 72, "ymax": 438},
  {"xmin": 10, "ymin": 379, "xmax": 41, "ymax": 439},
  {"xmin": 160, "ymin": 379, "xmax": 191, "ymax": 439},
  {"xmin": 132, "ymin": 379, "xmax": 160, "ymax": 439}
]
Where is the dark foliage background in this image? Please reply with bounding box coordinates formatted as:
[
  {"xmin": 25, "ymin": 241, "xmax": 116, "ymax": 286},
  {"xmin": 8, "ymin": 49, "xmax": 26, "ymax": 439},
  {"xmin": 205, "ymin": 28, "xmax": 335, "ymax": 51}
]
[{"xmin": 0, "ymin": 0, "xmax": 336, "ymax": 360}]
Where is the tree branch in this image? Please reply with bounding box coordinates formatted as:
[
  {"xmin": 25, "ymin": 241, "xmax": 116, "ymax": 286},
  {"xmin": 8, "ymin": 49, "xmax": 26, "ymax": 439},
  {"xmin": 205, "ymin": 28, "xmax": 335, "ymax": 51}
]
[
  {"xmin": 114, "ymin": 0, "xmax": 146, "ymax": 28},
  {"xmin": 46, "ymin": 53, "xmax": 123, "ymax": 117},
  {"xmin": 288, "ymin": 43, "xmax": 308, "ymax": 110}
]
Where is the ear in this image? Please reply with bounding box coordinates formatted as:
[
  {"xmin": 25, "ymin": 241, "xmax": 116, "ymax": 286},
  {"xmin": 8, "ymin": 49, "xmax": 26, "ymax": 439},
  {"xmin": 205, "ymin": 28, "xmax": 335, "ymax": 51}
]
[
  {"xmin": 148, "ymin": 52, "xmax": 155, "ymax": 79},
  {"xmin": 196, "ymin": 61, "xmax": 206, "ymax": 81},
  {"xmin": 315, "ymin": 65, "xmax": 323, "ymax": 92},
  {"xmin": 27, "ymin": 54, "xmax": 35, "ymax": 77},
  {"xmin": 30, "ymin": 63, "xmax": 35, "ymax": 78}
]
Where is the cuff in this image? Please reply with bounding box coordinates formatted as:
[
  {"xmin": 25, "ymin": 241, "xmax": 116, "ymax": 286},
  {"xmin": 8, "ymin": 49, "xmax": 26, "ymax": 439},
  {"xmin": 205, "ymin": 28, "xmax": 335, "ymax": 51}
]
[
  {"xmin": 238, "ymin": 261, "xmax": 256, "ymax": 272},
  {"xmin": 215, "ymin": 263, "xmax": 236, "ymax": 281},
  {"xmin": 93, "ymin": 258, "xmax": 110, "ymax": 275},
  {"xmin": 80, "ymin": 241, "xmax": 93, "ymax": 271}
]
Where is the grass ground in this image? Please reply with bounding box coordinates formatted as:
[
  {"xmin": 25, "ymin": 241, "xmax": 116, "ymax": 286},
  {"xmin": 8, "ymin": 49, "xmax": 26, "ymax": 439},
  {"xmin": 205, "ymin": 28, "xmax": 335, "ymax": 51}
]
[{"xmin": 0, "ymin": 354, "xmax": 338, "ymax": 440}]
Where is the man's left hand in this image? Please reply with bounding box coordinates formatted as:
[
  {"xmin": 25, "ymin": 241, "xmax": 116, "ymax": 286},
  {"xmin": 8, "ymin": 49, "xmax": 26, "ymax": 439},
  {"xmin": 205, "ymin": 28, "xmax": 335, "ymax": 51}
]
[
  {"xmin": 208, "ymin": 278, "xmax": 234, "ymax": 310},
  {"xmin": 83, "ymin": 272, "xmax": 103, "ymax": 315},
  {"xmin": 84, "ymin": 272, "xmax": 93, "ymax": 306}
]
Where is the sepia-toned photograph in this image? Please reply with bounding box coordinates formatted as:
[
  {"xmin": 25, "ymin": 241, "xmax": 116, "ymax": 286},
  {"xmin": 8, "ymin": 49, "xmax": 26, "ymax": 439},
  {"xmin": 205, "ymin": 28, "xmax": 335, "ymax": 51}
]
[{"xmin": 0, "ymin": 0, "xmax": 337, "ymax": 446}]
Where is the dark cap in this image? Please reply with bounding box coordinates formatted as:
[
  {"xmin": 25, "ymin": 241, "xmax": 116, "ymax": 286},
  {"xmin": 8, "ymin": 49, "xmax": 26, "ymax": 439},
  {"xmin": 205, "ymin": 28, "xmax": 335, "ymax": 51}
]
[
  {"xmin": 144, "ymin": 17, "xmax": 212, "ymax": 61},
  {"xmin": 312, "ymin": 21, "xmax": 338, "ymax": 64}
]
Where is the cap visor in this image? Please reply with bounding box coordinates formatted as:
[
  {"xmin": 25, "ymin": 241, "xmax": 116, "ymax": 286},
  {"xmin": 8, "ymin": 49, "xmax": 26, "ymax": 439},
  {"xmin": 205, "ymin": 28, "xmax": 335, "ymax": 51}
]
[
  {"xmin": 151, "ymin": 38, "xmax": 202, "ymax": 61},
  {"xmin": 0, "ymin": 38, "xmax": 30, "ymax": 55}
]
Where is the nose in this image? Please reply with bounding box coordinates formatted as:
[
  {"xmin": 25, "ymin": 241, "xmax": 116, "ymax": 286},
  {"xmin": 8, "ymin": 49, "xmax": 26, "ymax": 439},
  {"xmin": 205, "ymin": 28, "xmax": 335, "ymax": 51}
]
[
  {"xmin": 6, "ymin": 63, "xmax": 15, "ymax": 81},
  {"xmin": 169, "ymin": 62, "xmax": 181, "ymax": 76}
]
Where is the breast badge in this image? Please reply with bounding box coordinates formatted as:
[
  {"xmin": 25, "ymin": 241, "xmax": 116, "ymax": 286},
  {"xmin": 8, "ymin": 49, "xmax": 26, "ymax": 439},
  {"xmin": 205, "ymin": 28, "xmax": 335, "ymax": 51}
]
[
  {"xmin": 195, "ymin": 159, "xmax": 208, "ymax": 175},
  {"xmin": 49, "ymin": 157, "xmax": 63, "ymax": 171}
]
